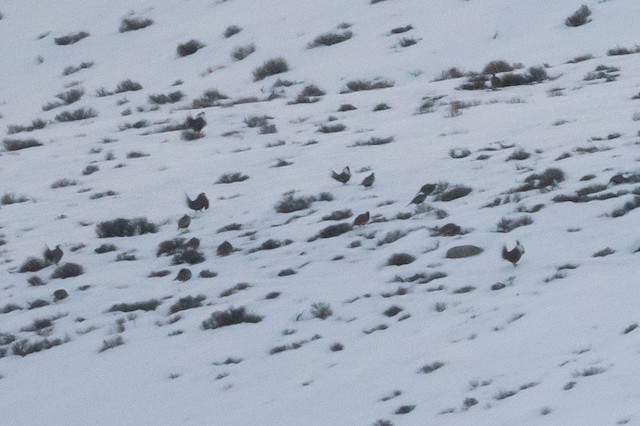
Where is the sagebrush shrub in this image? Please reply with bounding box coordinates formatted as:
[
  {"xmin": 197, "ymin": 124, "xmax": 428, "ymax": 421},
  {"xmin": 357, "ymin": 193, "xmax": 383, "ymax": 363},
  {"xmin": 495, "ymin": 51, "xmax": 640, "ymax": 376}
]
[
  {"xmin": 50, "ymin": 262, "xmax": 84, "ymax": 279},
  {"xmin": 4, "ymin": 138, "xmax": 43, "ymax": 151},
  {"xmin": 177, "ymin": 39, "xmax": 205, "ymax": 57},
  {"xmin": 96, "ymin": 217, "xmax": 158, "ymax": 238},
  {"xmin": 201, "ymin": 307, "xmax": 263, "ymax": 329},
  {"xmin": 253, "ymin": 57, "xmax": 289, "ymax": 81},
  {"xmin": 565, "ymin": 5, "xmax": 591, "ymax": 27},
  {"xmin": 108, "ymin": 299, "xmax": 161, "ymax": 312},
  {"xmin": 119, "ymin": 17, "xmax": 153, "ymax": 33},
  {"xmin": 54, "ymin": 31, "xmax": 89, "ymax": 45}
]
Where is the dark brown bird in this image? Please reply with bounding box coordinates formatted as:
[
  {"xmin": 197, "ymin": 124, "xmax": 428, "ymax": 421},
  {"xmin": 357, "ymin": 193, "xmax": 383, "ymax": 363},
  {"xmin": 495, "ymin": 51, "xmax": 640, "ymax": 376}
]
[
  {"xmin": 408, "ymin": 191, "xmax": 428, "ymax": 206},
  {"xmin": 44, "ymin": 245, "xmax": 63, "ymax": 265},
  {"xmin": 177, "ymin": 214, "xmax": 191, "ymax": 230},
  {"xmin": 186, "ymin": 192, "xmax": 209, "ymax": 212},
  {"xmin": 502, "ymin": 240, "xmax": 525, "ymax": 266},
  {"xmin": 419, "ymin": 183, "xmax": 436, "ymax": 196},
  {"xmin": 360, "ymin": 172, "xmax": 375, "ymax": 188},
  {"xmin": 185, "ymin": 112, "xmax": 207, "ymax": 133},
  {"xmin": 353, "ymin": 211, "xmax": 370, "ymax": 227},
  {"xmin": 174, "ymin": 268, "xmax": 192, "ymax": 282},
  {"xmin": 331, "ymin": 166, "xmax": 351, "ymax": 184},
  {"xmin": 186, "ymin": 237, "xmax": 200, "ymax": 250},
  {"xmin": 217, "ymin": 240, "xmax": 233, "ymax": 257}
]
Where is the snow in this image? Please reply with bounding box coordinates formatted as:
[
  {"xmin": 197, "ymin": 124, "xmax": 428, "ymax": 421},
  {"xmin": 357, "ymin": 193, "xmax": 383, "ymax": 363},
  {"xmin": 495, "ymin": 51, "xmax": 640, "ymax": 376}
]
[{"xmin": 1, "ymin": 0, "xmax": 640, "ymax": 425}]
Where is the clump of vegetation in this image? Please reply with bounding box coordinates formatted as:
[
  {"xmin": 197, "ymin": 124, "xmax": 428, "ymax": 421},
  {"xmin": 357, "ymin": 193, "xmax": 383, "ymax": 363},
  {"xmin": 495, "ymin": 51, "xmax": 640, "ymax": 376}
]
[
  {"xmin": 565, "ymin": 5, "xmax": 592, "ymax": 27},
  {"xmin": 177, "ymin": 39, "xmax": 205, "ymax": 57},
  {"xmin": 223, "ymin": 25, "xmax": 242, "ymax": 38},
  {"xmin": 120, "ymin": 17, "xmax": 154, "ymax": 32},
  {"xmin": 253, "ymin": 57, "xmax": 289, "ymax": 81},
  {"xmin": 96, "ymin": 217, "xmax": 158, "ymax": 238},
  {"xmin": 308, "ymin": 31, "xmax": 353, "ymax": 48},
  {"xmin": 50, "ymin": 262, "xmax": 84, "ymax": 279},
  {"xmin": 190, "ymin": 89, "xmax": 228, "ymax": 108},
  {"xmin": 55, "ymin": 107, "xmax": 98, "ymax": 122},
  {"xmin": 4, "ymin": 138, "xmax": 43, "ymax": 151},
  {"xmin": 216, "ymin": 172, "xmax": 249, "ymax": 184},
  {"xmin": 387, "ymin": 253, "xmax": 416, "ymax": 266},
  {"xmin": 54, "ymin": 31, "xmax": 89, "ymax": 45},
  {"xmin": 108, "ymin": 299, "xmax": 161, "ymax": 312},
  {"xmin": 201, "ymin": 307, "xmax": 263, "ymax": 329},
  {"xmin": 496, "ymin": 215, "xmax": 534, "ymax": 233},
  {"xmin": 148, "ymin": 91, "xmax": 184, "ymax": 105},
  {"xmin": 231, "ymin": 44, "xmax": 256, "ymax": 61},
  {"xmin": 341, "ymin": 79, "xmax": 394, "ymax": 93}
]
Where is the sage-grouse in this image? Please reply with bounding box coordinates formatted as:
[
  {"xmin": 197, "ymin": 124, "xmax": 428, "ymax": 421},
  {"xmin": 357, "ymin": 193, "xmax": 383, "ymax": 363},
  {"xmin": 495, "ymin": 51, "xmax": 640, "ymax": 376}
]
[
  {"xmin": 353, "ymin": 211, "xmax": 370, "ymax": 227},
  {"xmin": 360, "ymin": 172, "xmax": 375, "ymax": 188},
  {"xmin": 502, "ymin": 240, "xmax": 525, "ymax": 266},
  {"xmin": 44, "ymin": 245, "xmax": 64, "ymax": 265},
  {"xmin": 177, "ymin": 214, "xmax": 191, "ymax": 230},
  {"xmin": 185, "ymin": 112, "xmax": 207, "ymax": 133},
  {"xmin": 331, "ymin": 166, "xmax": 351, "ymax": 184},
  {"xmin": 186, "ymin": 192, "xmax": 209, "ymax": 212}
]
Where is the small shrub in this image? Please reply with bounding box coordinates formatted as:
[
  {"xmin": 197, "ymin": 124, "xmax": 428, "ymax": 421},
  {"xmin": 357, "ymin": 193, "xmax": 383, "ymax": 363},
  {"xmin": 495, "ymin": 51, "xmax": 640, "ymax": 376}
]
[
  {"xmin": 28, "ymin": 299, "xmax": 50, "ymax": 309},
  {"xmin": 54, "ymin": 31, "xmax": 89, "ymax": 45},
  {"xmin": 51, "ymin": 178, "xmax": 77, "ymax": 189},
  {"xmin": 55, "ymin": 107, "xmax": 98, "ymax": 122},
  {"xmin": 148, "ymin": 91, "xmax": 184, "ymax": 105},
  {"xmin": 119, "ymin": 17, "xmax": 154, "ymax": 32},
  {"xmin": 98, "ymin": 336, "xmax": 124, "ymax": 353},
  {"xmin": 201, "ymin": 307, "xmax": 263, "ymax": 329},
  {"xmin": 109, "ymin": 299, "xmax": 161, "ymax": 313},
  {"xmin": 190, "ymin": 89, "xmax": 229, "ymax": 108},
  {"xmin": 177, "ymin": 39, "xmax": 205, "ymax": 57},
  {"xmin": 593, "ymin": 247, "xmax": 614, "ymax": 258},
  {"xmin": 351, "ymin": 136, "xmax": 394, "ymax": 147},
  {"xmin": 169, "ymin": 295, "xmax": 205, "ymax": 314},
  {"xmin": 96, "ymin": 217, "xmax": 158, "ymax": 238},
  {"xmin": 115, "ymin": 79, "xmax": 142, "ymax": 93},
  {"xmin": 419, "ymin": 361, "xmax": 445, "ymax": 374},
  {"xmin": 253, "ymin": 57, "xmax": 289, "ymax": 81},
  {"xmin": 342, "ymin": 79, "xmax": 394, "ymax": 93},
  {"xmin": 4, "ymin": 138, "xmax": 43, "ymax": 151},
  {"xmin": 565, "ymin": 5, "xmax": 592, "ymax": 27},
  {"xmin": 231, "ymin": 43, "xmax": 255, "ymax": 61},
  {"xmin": 322, "ymin": 209, "xmax": 352, "ymax": 221},
  {"xmin": 12, "ymin": 338, "xmax": 66, "ymax": 357},
  {"xmin": 308, "ymin": 31, "xmax": 353, "ymax": 48},
  {"xmin": 496, "ymin": 215, "xmax": 533, "ymax": 233},
  {"xmin": 318, "ymin": 123, "xmax": 346, "ymax": 133},
  {"xmin": 223, "ymin": 25, "xmax": 242, "ymax": 38},
  {"xmin": 19, "ymin": 257, "xmax": 48, "ymax": 273},
  {"xmin": 216, "ymin": 172, "xmax": 249, "ymax": 184},
  {"xmin": 314, "ymin": 223, "xmax": 352, "ymax": 239},
  {"xmin": 50, "ymin": 262, "xmax": 84, "ymax": 279},
  {"xmin": 311, "ymin": 302, "xmax": 333, "ymax": 320},
  {"xmin": 387, "ymin": 253, "xmax": 415, "ymax": 266}
]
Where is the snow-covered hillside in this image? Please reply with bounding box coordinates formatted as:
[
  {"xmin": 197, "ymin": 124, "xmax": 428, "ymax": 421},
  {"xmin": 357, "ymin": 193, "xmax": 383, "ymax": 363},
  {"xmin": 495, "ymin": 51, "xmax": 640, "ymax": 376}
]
[{"xmin": 1, "ymin": 1, "xmax": 640, "ymax": 425}]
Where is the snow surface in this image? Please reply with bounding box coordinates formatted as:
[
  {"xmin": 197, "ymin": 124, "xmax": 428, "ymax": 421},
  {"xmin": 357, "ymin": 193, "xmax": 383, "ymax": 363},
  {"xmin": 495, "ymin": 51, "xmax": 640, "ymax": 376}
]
[{"xmin": 1, "ymin": 0, "xmax": 640, "ymax": 425}]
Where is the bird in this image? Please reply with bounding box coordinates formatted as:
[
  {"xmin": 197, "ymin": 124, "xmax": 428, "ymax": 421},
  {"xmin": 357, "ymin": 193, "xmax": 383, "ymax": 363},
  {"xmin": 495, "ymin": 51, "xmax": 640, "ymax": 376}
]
[
  {"xmin": 353, "ymin": 211, "xmax": 370, "ymax": 227},
  {"xmin": 184, "ymin": 112, "xmax": 207, "ymax": 134},
  {"xmin": 174, "ymin": 268, "xmax": 192, "ymax": 282},
  {"xmin": 331, "ymin": 166, "xmax": 351, "ymax": 184},
  {"xmin": 502, "ymin": 240, "xmax": 525, "ymax": 266},
  {"xmin": 418, "ymin": 183, "xmax": 436, "ymax": 196},
  {"xmin": 177, "ymin": 214, "xmax": 191, "ymax": 230},
  {"xmin": 44, "ymin": 244, "xmax": 63, "ymax": 265},
  {"xmin": 360, "ymin": 172, "xmax": 375, "ymax": 188},
  {"xmin": 408, "ymin": 191, "xmax": 428, "ymax": 206},
  {"xmin": 186, "ymin": 237, "xmax": 200, "ymax": 250},
  {"xmin": 186, "ymin": 192, "xmax": 209, "ymax": 212}
]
